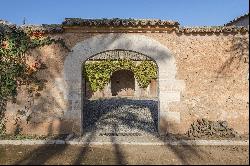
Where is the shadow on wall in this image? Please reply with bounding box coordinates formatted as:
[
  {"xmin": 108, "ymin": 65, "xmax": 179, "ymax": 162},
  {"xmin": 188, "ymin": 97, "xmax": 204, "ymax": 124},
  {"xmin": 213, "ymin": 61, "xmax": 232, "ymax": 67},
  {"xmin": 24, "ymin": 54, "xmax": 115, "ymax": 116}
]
[
  {"xmin": 217, "ymin": 35, "xmax": 249, "ymax": 77},
  {"xmin": 4, "ymin": 42, "xmax": 71, "ymax": 135},
  {"xmin": 7, "ymin": 41, "xmax": 75, "ymax": 164}
]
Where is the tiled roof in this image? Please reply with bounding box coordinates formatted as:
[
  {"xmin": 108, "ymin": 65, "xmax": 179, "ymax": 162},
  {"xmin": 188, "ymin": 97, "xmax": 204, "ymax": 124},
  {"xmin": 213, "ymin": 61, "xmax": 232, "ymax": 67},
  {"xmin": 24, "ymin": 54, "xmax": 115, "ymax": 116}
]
[
  {"xmin": 178, "ymin": 26, "xmax": 248, "ymax": 33},
  {"xmin": 62, "ymin": 18, "xmax": 180, "ymax": 27},
  {"xmin": 20, "ymin": 24, "xmax": 63, "ymax": 33},
  {"xmin": 225, "ymin": 13, "xmax": 249, "ymax": 26},
  {"xmin": 0, "ymin": 22, "xmax": 63, "ymax": 34},
  {"xmin": 1, "ymin": 18, "xmax": 249, "ymax": 34},
  {"xmin": 62, "ymin": 18, "xmax": 248, "ymax": 33}
]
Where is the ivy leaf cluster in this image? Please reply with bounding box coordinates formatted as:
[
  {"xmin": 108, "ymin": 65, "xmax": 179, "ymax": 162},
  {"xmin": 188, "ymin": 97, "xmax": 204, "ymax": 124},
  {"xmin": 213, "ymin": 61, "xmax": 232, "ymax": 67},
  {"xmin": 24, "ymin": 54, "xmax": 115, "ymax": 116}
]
[
  {"xmin": 84, "ymin": 60, "xmax": 157, "ymax": 92},
  {"xmin": 134, "ymin": 60, "xmax": 158, "ymax": 88}
]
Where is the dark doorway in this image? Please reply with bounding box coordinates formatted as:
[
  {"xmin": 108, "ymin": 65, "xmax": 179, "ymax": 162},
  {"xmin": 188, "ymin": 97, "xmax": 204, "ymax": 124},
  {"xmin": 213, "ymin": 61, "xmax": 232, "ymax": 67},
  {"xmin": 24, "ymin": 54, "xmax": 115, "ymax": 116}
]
[{"xmin": 111, "ymin": 70, "xmax": 135, "ymax": 96}]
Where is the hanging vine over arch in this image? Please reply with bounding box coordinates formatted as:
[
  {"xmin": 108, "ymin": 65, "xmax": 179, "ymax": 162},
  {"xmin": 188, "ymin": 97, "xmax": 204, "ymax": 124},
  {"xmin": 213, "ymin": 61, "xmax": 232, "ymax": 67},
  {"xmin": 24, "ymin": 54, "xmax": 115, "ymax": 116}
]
[
  {"xmin": 0, "ymin": 22, "xmax": 68, "ymax": 135},
  {"xmin": 83, "ymin": 59, "xmax": 157, "ymax": 92}
]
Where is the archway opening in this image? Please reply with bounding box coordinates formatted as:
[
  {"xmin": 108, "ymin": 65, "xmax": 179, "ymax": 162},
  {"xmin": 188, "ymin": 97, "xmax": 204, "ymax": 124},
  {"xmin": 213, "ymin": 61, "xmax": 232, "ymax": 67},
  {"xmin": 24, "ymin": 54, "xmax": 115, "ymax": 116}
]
[
  {"xmin": 111, "ymin": 69, "xmax": 135, "ymax": 97},
  {"xmin": 63, "ymin": 34, "xmax": 181, "ymax": 137},
  {"xmin": 82, "ymin": 50, "xmax": 159, "ymax": 137}
]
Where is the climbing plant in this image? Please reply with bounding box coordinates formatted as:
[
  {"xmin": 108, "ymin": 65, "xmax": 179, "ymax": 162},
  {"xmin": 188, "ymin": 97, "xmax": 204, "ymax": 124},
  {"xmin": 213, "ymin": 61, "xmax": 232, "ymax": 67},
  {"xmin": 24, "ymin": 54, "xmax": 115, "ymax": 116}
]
[
  {"xmin": 0, "ymin": 22, "xmax": 68, "ymax": 135},
  {"xmin": 83, "ymin": 59, "xmax": 157, "ymax": 92},
  {"xmin": 134, "ymin": 60, "xmax": 158, "ymax": 88}
]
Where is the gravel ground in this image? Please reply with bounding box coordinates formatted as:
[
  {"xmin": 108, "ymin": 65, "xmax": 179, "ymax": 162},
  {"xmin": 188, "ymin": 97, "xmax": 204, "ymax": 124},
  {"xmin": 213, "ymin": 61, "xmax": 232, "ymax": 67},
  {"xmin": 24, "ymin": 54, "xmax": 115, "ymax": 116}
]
[
  {"xmin": 0, "ymin": 144, "xmax": 248, "ymax": 165},
  {"xmin": 83, "ymin": 98, "xmax": 158, "ymax": 136}
]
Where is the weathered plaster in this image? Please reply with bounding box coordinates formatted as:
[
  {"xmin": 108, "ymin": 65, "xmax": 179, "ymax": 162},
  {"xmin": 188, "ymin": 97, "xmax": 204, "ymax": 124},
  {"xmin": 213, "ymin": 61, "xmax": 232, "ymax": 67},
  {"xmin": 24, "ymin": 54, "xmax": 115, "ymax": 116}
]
[{"xmin": 4, "ymin": 30, "xmax": 248, "ymax": 136}]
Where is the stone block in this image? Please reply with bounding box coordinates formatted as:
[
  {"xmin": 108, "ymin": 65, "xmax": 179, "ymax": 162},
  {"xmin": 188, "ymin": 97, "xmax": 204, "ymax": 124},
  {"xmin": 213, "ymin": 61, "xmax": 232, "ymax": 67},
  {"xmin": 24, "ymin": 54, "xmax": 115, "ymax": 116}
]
[
  {"xmin": 159, "ymin": 79, "xmax": 185, "ymax": 91},
  {"xmin": 159, "ymin": 91, "xmax": 181, "ymax": 103}
]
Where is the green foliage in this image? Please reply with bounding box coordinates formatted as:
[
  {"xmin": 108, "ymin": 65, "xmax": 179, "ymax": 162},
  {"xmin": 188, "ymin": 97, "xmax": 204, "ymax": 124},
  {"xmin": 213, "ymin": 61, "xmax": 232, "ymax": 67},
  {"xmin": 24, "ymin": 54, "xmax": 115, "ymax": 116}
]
[
  {"xmin": 84, "ymin": 60, "xmax": 157, "ymax": 92},
  {"xmin": 0, "ymin": 23, "xmax": 68, "ymax": 135},
  {"xmin": 134, "ymin": 61, "xmax": 158, "ymax": 88}
]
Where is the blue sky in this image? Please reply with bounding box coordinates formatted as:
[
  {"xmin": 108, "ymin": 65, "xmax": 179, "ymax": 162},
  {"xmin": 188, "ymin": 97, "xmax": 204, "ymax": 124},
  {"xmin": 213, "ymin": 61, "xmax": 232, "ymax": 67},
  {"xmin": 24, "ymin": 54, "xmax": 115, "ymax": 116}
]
[{"xmin": 0, "ymin": 0, "xmax": 249, "ymax": 26}]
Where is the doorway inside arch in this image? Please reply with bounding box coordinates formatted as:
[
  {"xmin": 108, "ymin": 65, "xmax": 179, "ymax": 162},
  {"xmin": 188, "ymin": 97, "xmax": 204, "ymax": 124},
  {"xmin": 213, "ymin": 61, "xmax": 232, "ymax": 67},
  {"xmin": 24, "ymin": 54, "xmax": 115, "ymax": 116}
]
[{"xmin": 111, "ymin": 70, "xmax": 135, "ymax": 97}]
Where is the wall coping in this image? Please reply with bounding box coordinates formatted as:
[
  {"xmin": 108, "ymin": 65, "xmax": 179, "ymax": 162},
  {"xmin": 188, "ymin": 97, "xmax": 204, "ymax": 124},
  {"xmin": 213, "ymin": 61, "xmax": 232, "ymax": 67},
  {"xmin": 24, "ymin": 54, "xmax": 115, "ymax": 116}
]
[{"xmin": 1, "ymin": 18, "xmax": 249, "ymax": 35}]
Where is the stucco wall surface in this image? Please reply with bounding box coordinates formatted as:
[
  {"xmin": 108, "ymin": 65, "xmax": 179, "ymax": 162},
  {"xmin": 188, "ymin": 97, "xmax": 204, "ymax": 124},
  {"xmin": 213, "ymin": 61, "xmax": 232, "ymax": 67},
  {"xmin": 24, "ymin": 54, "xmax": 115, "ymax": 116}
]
[{"xmin": 5, "ymin": 30, "xmax": 249, "ymax": 136}]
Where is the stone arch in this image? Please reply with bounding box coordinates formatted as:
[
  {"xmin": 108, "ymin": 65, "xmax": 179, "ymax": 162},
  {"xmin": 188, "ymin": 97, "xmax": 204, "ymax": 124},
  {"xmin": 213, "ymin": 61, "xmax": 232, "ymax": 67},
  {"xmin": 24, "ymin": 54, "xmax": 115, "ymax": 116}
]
[{"xmin": 63, "ymin": 34, "xmax": 185, "ymax": 135}]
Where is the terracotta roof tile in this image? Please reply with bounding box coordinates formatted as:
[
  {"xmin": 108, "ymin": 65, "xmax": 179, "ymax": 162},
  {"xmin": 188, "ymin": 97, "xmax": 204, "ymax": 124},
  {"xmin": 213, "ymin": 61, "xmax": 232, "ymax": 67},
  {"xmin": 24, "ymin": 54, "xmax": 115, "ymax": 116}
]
[
  {"xmin": 177, "ymin": 26, "xmax": 248, "ymax": 33},
  {"xmin": 62, "ymin": 18, "xmax": 180, "ymax": 27},
  {"xmin": 1, "ymin": 18, "xmax": 249, "ymax": 34},
  {"xmin": 20, "ymin": 24, "xmax": 63, "ymax": 33}
]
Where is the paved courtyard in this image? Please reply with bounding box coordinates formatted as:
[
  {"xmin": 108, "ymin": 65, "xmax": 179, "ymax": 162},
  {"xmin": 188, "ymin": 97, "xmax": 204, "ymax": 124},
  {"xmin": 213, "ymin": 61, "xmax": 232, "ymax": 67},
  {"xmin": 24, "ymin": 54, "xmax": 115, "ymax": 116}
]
[{"xmin": 83, "ymin": 98, "xmax": 158, "ymax": 137}]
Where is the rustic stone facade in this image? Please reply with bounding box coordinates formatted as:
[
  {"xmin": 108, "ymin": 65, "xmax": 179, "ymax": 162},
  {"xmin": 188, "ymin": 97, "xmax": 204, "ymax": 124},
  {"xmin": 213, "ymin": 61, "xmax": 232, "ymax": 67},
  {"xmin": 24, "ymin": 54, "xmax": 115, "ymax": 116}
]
[{"xmin": 3, "ymin": 18, "xmax": 249, "ymax": 136}]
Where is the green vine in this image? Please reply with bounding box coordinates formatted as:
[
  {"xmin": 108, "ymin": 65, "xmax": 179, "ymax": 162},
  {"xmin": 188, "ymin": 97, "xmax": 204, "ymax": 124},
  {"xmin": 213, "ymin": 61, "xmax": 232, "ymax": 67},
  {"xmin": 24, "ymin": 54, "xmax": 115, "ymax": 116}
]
[
  {"xmin": 134, "ymin": 60, "xmax": 158, "ymax": 88},
  {"xmin": 0, "ymin": 22, "xmax": 68, "ymax": 135},
  {"xmin": 84, "ymin": 60, "xmax": 157, "ymax": 92}
]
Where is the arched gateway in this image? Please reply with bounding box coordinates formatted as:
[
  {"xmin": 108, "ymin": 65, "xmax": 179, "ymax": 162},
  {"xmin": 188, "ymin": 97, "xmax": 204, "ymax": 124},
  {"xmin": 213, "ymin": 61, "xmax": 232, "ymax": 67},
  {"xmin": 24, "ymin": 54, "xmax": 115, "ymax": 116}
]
[{"xmin": 63, "ymin": 34, "xmax": 185, "ymax": 135}]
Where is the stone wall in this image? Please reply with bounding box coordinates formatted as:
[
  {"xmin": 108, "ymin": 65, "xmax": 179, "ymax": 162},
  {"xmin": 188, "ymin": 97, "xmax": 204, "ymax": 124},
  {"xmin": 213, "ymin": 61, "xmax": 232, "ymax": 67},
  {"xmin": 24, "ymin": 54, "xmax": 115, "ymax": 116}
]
[
  {"xmin": 144, "ymin": 33, "xmax": 249, "ymax": 134},
  {"xmin": 4, "ymin": 28, "xmax": 249, "ymax": 136}
]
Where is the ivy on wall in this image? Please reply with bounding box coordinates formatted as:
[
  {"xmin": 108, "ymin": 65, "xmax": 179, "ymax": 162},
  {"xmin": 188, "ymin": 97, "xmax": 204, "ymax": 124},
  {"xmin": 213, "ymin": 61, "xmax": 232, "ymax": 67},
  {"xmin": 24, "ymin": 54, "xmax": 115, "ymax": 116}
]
[
  {"xmin": 84, "ymin": 60, "xmax": 157, "ymax": 92},
  {"xmin": 0, "ymin": 23, "xmax": 68, "ymax": 135},
  {"xmin": 134, "ymin": 60, "xmax": 158, "ymax": 88}
]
